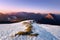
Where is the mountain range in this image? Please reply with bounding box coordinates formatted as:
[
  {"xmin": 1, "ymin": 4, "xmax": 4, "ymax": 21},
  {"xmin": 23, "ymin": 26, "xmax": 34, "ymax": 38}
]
[{"xmin": 0, "ymin": 12, "xmax": 60, "ymax": 25}]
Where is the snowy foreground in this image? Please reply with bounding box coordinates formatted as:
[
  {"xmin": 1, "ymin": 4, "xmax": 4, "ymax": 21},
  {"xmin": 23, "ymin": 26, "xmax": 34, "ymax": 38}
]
[{"xmin": 0, "ymin": 20, "xmax": 60, "ymax": 40}]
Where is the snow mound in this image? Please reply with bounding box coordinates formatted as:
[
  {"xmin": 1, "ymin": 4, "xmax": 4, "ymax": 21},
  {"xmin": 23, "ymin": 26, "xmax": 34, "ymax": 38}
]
[{"xmin": 0, "ymin": 20, "xmax": 60, "ymax": 40}]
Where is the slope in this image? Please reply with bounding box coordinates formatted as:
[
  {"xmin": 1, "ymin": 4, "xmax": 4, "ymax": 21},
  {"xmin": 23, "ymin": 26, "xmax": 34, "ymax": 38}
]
[{"xmin": 0, "ymin": 20, "xmax": 60, "ymax": 40}]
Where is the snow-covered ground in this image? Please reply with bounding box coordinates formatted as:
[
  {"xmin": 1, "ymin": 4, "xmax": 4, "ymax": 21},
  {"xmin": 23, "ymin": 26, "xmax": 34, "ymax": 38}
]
[{"xmin": 0, "ymin": 20, "xmax": 60, "ymax": 40}]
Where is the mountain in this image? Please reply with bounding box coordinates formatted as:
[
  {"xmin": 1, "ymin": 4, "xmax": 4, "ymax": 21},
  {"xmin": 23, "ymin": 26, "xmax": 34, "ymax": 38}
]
[
  {"xmin": 0, "ymin": 12, "xmax": 43, "ymax": 23},
  {"xmin": 0, "ymin": 20, "xmax": 60, "ymax": 40},
  {"xmin": 45, "ymin": 13, "xmax": 54, "ymax": 19},
  {"xmin": 40, "ymin": 13, "xmax": 56, "ymax": 25},
  {"xmin": 0, "ymin": 12, "xmax": 60, "ymax": 25}
]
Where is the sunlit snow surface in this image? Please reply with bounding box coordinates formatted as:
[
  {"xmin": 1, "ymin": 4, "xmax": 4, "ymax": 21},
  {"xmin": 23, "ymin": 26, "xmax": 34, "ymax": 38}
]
[{"xmin": 0, "ymin": 20, "xmax": 60, "ymax": 40}]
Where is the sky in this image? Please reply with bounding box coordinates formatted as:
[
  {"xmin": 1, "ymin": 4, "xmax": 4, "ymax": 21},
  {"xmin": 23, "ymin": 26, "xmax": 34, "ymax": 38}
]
[{"xmin": 0, "ymin": 0, "xmax": 60, "ymax": 13}]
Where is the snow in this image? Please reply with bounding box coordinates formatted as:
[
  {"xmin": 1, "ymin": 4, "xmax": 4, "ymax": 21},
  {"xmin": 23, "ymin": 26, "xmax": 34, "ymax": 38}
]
[{"xmin": 0, "ymin": 20, "xmax": 60, "ymax": 40}]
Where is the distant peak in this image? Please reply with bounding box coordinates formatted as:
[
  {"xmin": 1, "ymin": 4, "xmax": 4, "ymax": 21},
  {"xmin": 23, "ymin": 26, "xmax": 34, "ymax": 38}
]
[{"xmin": 45, "ymin": 13, "xmax": 54, "ymax": 19}]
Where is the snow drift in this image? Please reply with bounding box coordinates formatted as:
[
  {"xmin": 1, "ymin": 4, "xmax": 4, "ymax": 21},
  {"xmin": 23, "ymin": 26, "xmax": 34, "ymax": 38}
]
[{"xmin": 0, "ymin": 20, "xmax": 60, "ymax": 40}]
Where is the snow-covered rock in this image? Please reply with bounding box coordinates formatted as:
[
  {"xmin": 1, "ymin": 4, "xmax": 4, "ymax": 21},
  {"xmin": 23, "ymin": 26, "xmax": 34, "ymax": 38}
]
[{"xmin": 0, "ymin": 20, "xmax": 60, "ymax": 40}]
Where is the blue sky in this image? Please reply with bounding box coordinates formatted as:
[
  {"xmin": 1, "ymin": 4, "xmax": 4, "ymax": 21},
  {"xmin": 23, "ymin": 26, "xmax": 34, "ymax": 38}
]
[{"xmin": 0, "ymin": 0, "xmax": 60, "ymax": 13}]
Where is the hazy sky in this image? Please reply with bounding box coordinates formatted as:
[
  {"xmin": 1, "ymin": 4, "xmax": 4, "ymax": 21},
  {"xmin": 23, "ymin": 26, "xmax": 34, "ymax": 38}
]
[{"xmin": 0, "ymin": 0, "xmax": 60, "ymax": 13}]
